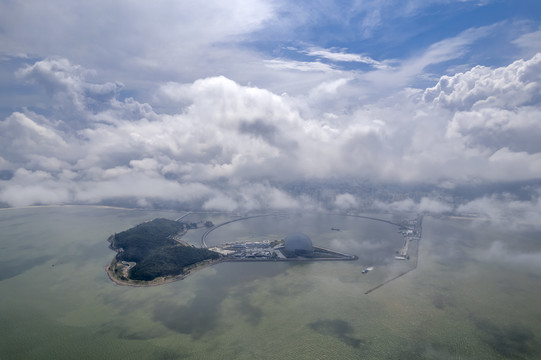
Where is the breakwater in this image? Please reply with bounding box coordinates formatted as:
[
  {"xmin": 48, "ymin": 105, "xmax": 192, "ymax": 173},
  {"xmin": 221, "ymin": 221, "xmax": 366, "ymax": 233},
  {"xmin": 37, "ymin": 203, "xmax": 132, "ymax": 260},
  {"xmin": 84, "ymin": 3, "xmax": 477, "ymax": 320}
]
[{"xmin": 365, "ymin": 216, "xmax": 423, "ymax": 295}]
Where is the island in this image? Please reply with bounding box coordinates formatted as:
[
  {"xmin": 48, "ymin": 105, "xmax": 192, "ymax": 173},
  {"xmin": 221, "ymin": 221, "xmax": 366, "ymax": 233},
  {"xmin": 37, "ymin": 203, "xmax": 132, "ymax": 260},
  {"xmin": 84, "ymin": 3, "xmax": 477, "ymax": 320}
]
[
  {"xmin": 106, "ymin": 218, "xmax": 221, "ymax": 286},
  {"xmin": 106, "ymin": 218, "xmax": 357, "ymax": 286}
]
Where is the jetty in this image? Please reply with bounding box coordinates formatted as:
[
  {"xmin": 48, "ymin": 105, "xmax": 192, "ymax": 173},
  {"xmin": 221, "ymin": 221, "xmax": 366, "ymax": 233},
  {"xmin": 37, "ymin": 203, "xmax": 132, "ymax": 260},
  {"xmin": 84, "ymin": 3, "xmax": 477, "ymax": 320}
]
[{"xmin": 365, "ymin": 215, "xmax": 423, "ymax": 295}]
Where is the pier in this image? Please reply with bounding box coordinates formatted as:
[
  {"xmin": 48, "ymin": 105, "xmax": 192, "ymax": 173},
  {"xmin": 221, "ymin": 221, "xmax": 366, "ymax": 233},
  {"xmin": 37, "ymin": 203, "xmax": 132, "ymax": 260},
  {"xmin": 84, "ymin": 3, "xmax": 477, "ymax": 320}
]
[{"xmin": 365, "ymin": 215, "xmax": 423, "ymax": 295}]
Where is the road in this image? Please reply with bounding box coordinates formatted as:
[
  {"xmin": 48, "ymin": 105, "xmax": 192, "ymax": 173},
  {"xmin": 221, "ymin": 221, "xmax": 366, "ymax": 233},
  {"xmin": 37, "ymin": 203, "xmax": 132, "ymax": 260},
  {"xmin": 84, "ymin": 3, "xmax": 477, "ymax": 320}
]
[
  {"xmin": 200, "ymin": 214, "xmax": 273, "ymax": 248},
  {"xmin": 175, "ymin": 212, "xmax": 192, "ymax": 221}
]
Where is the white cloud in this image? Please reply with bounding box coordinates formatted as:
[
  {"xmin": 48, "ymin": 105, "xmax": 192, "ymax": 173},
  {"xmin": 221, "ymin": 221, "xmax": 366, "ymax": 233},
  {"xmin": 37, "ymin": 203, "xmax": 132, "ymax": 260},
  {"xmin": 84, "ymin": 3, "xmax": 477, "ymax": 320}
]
[
  {"xmin": 457, "ymin": 191, "xmax": 541, "ymax": 227},
  {"xmin": 0, "ymin": 0, "xmax": 287, "ymax": 109},
  {"xmin": 0, "ymin": 0, "xmax": 539, "ymax": 218},
  {"xmin": 422, "ymin": 53, "xmax": 541, "ymax": 180},
  {"xmin": 264, "ymin": 59, "xmax": 337, "ymax": 73},
  {"xmin": 203, "ymin": 194, "xmax": 238, "ymax": 212},
  {"xmin": 424, "ymin": 53, "xmax": 541, "ymax": 110},
  {"xmin": 1, "ymin": 51, "xmax": 541, "ymax": 211},
  {"xmin": 333, "ymin": 193, "xmax": 359, "ymax": 211},
  {"xmin": 513, "ymin": 26, "xmax": 541, "ymax": 58},
  {"xmin": 483, "ymin": 241, "xmax": 541, "ymax": 268},
  {"xmin": 0, "ymin": 169, "xmax": 72, "ymax": 207},
  {"xmin": 303, "ymin": 47, "xmax": 390, "ymax": 69},
  {"xmin": 374, "ymin": 197, "xmax": 453, "ymax": 214},
  {"xmin": 0, "ymin": 111, "xmax": 71, "ymax": 166},
  {"xmin": 0, "ymin": 1, "xmax": 275, "ymax": 64}
]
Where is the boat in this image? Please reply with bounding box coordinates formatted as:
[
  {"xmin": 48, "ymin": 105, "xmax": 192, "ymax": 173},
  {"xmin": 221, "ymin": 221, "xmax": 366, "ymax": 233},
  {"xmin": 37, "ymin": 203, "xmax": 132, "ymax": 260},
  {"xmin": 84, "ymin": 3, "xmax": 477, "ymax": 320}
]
[{"xmin": 361, "ymin": 266, "xmax": 374, "ymax": 274}]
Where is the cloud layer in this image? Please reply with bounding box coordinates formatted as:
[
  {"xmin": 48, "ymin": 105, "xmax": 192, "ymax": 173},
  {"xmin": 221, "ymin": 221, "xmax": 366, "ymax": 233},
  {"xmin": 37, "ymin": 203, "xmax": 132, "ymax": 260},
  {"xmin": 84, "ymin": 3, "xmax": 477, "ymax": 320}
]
[
  {"xmin": 1, "ymin": 1, "xmax": 540, "ymax": 220},
  {"xmin": 1, "ymin": 53, "xmax": 540, "ymax": 217}
]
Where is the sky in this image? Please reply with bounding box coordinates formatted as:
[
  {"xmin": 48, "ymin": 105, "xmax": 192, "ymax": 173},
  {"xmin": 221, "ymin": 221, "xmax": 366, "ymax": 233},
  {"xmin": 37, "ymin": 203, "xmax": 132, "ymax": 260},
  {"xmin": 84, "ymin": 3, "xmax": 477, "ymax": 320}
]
[{"xmin": 0, "ymin": 0, "xmax": 541, "ymax": 220}]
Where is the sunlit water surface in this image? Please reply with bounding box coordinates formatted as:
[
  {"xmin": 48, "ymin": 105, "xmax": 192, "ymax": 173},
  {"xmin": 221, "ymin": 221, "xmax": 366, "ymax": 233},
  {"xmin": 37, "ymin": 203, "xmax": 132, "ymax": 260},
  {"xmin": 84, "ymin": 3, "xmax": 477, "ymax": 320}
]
[{"xmin": 0, "ymin": 207, "xmax": 540, "ymax": 359}]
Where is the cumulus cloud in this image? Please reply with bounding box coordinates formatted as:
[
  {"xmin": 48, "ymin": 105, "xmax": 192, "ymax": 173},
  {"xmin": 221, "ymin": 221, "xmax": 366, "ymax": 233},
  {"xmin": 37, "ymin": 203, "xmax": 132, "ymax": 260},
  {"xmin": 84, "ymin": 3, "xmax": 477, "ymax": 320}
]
[
  {"xmin": 0, "ymin": 169, "xmax": 73, "ymax": 207},
  {"xmin": 0, "ymin": 0, "xmax": 539, "ymax": 219},
  {"xmin": 486, "ymin": 241, "xmax": 541, "ymax": 268},
  {"xmin": 424, "ymin": 53, "xmax": 541, "ymax": 110},
  {"xmin": 16, "ymin": 58, "xmax": 123, "ymax": 106},
  {"xmin": 1, "ymin": 51, "xmax": 541, "ymax": 213},
  {"xmin": 0, "ymin": 59, "xmax": 321, "ymax": 208},
  {"xmin": 374, "ymin": 197, "xmax": 453, "ymax": 214},
  {"xmin": 333, "ymin": 193, "xmax": 359, "ymax": 211},
  {"xmin": 420, "ymin": 54, "xmax": 541, "ymax": 182},
  {"xmin": 456, "ymin": 191, "xmax": 541, "ymax": 227}
]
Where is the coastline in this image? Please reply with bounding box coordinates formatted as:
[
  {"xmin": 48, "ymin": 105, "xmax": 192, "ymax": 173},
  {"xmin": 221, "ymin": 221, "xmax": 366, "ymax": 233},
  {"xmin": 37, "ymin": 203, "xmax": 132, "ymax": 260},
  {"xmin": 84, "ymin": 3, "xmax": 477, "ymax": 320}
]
[
  {"xmin": 102, "ymin": 215, "xmax": 369, "ymax": 288},
  {"xmin": 105, "ymin": 252, "xmax": 359, "ymax": 287},
  {"xmin": 105, "ymin": 257, "xmax": 225, "ymax": 287},
  {"xmin": 0, "ymin": 204, "xmax": 138, "ymax": 211}
]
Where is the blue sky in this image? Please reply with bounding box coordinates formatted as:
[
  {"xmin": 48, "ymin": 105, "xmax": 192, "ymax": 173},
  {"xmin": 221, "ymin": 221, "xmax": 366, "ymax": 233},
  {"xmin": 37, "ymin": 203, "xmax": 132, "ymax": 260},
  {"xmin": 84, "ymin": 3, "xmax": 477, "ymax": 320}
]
[
  {"xmin": 255, "ymin": 1, "xmax": 541, "ymax": 86},
  {"xmin": 0, "ymin": 0, "xmax": 541, "ymax": 218},
  {"xmin": 2, "ymin": 0, "xmax": 540, "ymax": 101}
]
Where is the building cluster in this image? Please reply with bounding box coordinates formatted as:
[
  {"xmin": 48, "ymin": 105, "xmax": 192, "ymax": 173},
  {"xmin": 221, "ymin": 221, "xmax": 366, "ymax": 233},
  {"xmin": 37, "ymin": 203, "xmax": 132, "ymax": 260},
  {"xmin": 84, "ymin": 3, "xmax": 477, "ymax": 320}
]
[
  {"xmin": 211, "ymin": 240, "xmax": 276, "ymax": 259},
  {"xmin": 210, "ymin": 234, "xmax": 315, "ymax": 260},
  {"xmin": 395, "ymin": 217, "xmax": 422, "ymax": 260}
]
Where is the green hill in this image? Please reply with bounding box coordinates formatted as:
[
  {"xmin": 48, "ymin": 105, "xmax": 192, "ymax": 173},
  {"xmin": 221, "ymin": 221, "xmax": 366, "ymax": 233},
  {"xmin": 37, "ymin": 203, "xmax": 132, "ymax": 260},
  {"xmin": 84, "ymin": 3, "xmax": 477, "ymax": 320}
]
[{"xmin": 109, "ymin": 218, "xmax": 220, "ymax": 282}]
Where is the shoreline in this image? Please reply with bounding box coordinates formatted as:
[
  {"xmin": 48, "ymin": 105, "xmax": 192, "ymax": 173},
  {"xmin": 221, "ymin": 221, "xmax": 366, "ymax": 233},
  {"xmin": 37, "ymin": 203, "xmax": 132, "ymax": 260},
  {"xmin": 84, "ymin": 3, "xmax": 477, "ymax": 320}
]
[
  {"xmin": 102, "ymin": 214, "xmax": 375, "ymax": 288},
  {"xmin": 105, "ymin": 257, "xmax": 225, "ymax": 287},
  {"xmin": 105, "ymin": 252, "xmax": 358, "ymax": 287},
  {"xmin": 0, "ymin": 204, "xmax": 139, "ymax": 211}
]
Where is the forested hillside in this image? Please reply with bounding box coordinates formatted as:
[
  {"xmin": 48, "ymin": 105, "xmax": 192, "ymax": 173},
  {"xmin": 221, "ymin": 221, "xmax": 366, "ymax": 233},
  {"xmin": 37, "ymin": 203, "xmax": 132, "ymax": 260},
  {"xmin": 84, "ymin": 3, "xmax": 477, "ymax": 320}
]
[{"xmin": 110, "ymin": 218, "xmax": 219, "ymax": 281}]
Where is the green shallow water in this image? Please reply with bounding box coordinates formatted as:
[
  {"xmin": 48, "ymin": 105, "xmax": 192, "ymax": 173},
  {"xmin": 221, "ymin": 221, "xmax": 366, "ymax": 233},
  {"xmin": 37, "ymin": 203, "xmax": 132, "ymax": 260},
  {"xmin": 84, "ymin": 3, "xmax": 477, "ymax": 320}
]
[{"xmin": 0, "ymin": 207, "xmax": 540, "ymax": 359}]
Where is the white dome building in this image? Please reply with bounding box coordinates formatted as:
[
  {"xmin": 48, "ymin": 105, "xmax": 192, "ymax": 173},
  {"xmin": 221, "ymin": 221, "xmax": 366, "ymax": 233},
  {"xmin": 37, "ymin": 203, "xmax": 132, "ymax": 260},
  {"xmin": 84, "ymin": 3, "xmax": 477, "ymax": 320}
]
[{"xmin": 284, "ymin": 233, "xmax": 313, "ymax": 254}]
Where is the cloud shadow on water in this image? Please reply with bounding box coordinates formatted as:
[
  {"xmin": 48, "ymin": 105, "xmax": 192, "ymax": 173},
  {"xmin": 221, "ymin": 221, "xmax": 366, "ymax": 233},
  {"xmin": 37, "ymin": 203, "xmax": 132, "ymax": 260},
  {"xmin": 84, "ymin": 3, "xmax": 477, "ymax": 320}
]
[
  {"xmin": 0, "ymin": 255, "xmax": 53, "ymax": 281},
  {"xmin": 473, "ymin": 317, "xmax": 537, "ymax": 358},
  {"xmin": 153, "ymin": 283, "xmax": 225, "ymax": 339},
  {"xmin": 153, "ymin": 262, "xmax": 286, "ymax": 338},
  {"xmin": 97, "ymin": 321, "xmax": 165, "ymax": 341},
  {"xmin": 232, "ymin": 285, "xmax": 263, "ymax": 326},
  {"xmin": 309, "ymin": 319, "xmax": 364, "ymax": 348}
]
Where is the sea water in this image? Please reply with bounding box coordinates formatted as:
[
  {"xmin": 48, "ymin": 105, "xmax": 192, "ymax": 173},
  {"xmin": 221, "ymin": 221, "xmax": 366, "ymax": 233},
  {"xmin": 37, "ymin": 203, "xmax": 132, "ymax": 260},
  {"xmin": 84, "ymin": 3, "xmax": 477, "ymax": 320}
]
[{"xmin": 0, "ymin": 207, "xmax": 540, "ymax": 359}]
